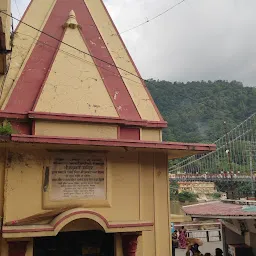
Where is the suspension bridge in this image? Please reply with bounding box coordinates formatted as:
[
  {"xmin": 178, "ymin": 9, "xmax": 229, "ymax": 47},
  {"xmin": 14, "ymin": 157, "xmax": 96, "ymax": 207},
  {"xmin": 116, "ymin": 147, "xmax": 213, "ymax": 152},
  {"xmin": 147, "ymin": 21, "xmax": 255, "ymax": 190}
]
[{"xmin": 169, "ymin": 113, "xmax": 256, "ymax": 197}]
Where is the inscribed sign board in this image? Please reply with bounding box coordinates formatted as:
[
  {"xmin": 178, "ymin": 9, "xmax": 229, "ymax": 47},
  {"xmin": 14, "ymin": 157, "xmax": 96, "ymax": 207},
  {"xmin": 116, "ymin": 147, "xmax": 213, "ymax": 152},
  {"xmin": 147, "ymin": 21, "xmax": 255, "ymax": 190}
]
[{"xmin": 49, "ymin": 153, "xmax": 106, "ymax": 201}]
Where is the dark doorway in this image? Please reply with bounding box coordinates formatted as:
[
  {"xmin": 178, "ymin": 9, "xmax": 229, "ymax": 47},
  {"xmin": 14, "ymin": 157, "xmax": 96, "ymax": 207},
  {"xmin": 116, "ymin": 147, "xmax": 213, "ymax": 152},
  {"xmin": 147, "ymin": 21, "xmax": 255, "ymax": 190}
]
[{"xmin": 34, "ymin": 230, "xmax": 114, "ymax": 256}]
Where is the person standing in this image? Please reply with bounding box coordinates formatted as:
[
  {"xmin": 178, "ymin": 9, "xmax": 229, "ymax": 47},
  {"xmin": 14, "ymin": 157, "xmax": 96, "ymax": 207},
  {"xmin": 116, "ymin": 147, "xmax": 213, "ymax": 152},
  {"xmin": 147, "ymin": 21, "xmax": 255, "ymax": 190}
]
[
  {"xmin": 215, "ymin": 248, "xmax": 223, "ymax": 256},
  {"xmin": 178, "ymin": 226, "xmax": 187, "ymax": 249},
  {"xmin": 172, "ymin": 230, "xmax": 178, "ymax": 256},
  {"xmin": 191, "ymin": 243, "xmax": 203, "ymax": 256}
]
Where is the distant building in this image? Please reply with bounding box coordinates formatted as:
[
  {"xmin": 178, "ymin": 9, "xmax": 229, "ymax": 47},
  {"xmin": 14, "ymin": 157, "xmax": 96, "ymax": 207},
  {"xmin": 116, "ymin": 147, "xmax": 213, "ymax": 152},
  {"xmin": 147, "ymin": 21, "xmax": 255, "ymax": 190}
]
[
  {"xmin": 178, "ymin": 182, "xmax": 217, "ymax": 195},
  {"xmin": 183, "ymin": 200, "xmax": 256, "ymax": 255}
]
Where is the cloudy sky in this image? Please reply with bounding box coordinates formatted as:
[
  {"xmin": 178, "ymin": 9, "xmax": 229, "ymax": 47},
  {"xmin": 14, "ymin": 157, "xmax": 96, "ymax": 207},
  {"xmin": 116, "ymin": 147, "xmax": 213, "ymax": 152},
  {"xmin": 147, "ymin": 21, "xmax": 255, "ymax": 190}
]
[{"xmin": 12, "ymin": 0, "xmax": 256, "ymax": 86}]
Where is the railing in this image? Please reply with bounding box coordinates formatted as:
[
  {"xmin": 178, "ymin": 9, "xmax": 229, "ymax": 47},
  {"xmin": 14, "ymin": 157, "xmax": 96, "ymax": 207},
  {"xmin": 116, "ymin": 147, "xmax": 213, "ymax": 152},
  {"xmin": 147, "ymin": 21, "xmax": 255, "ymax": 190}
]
[
  {"xmin": 186, "ymin": 229, "xmax": 222, "ymax": 242},
  {"xmin": 169, "ymin": 175, "xmax": 256, "ymax": 182},
  {"xmin": 222, "ymin": 199, "xmax": 256, "ymax": 205}
]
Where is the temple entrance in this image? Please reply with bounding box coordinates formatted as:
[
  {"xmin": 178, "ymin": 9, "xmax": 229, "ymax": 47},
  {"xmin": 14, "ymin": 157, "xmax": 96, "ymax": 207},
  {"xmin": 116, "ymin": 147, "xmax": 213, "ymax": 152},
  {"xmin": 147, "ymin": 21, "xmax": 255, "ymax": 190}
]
[{"xmin": 33, "ymin": 230, "xmax": 114, "ymax": 256}]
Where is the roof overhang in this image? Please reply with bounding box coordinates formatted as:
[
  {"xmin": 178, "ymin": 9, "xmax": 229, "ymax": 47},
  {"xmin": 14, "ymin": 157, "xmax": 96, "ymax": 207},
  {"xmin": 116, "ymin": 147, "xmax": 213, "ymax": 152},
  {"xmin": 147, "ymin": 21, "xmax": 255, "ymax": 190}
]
[
  {"xmin": 182, "ymin": 201, "xmax": 256, "ymax": 220},
  {"xmin": 0, "ymin": 111, "xmax": 168, "ymax": 128},
  {"xmin": 0, "ymin": 134, "xmax": 216, "ymax": 160}
]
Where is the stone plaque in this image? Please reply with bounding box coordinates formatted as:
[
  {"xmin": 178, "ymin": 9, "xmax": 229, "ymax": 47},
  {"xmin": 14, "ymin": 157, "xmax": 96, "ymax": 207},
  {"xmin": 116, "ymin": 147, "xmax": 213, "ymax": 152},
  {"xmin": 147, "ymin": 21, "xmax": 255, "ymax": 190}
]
[{"xmin": 50, "ymin": 153, "xmax": 106, "ymax": 201}]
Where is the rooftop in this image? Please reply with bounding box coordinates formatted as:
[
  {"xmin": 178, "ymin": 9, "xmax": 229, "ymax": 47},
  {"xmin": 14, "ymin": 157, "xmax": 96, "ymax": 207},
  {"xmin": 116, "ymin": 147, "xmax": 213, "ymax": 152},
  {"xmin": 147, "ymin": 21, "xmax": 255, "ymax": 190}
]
[{"xmin": 182, "ymin": 200, "xmax": 256, "ymax": 219}]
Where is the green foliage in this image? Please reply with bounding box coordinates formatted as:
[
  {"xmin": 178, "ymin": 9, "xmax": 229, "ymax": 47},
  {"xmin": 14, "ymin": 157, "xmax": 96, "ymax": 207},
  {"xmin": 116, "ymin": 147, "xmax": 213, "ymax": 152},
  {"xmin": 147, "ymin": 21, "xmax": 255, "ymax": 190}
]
[
  {"xmin": 170, "ymin": 180, "xmax": 179, "ymax": 200},
  {"xmin": 146, "ymin": 80, "xmax": 256, "ymax": 143},
  {"xmin": 0, "ymin": 120, "xmax": 13, "ymax": 135},
  {"xmin": 211, "ymin": 192, "xmax": 221, "ymax": 199},
  {"xmin": 237, "ymin": 182, "xmax": 253, "ymax": 196},
  {"xmin": 178, "ymin": 191, "xmax": 197, "ymax": 202}
]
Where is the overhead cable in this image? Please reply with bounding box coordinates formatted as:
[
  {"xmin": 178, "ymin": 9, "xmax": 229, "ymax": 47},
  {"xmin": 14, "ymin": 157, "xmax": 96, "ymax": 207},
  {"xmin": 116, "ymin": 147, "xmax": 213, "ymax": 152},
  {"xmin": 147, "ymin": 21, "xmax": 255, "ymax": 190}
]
[{"xmin": 120, "ymin": 0, "xmax": 186, "ymax": 34}]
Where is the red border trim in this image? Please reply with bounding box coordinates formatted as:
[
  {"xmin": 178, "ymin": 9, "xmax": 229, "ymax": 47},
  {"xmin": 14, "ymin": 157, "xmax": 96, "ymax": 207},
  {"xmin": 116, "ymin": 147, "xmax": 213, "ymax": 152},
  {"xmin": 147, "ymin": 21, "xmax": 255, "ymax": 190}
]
[
  {"xmin": 2, "ymin": 210, "xmax": 153, "ymax": 234},
  {"xmin": 99, "ymin": 0, "xmax": 164, "ymax": 122},
  {"xmin": 11, "ymin": 134, "xmax": 216, "ymax": 151},
  {"xmin": 28, "ymin": 111, "xmax": 167, "ymax": 128},
  {"xmin": 0, "ymin": 111, "xmax": 27, "ymax": 119}
]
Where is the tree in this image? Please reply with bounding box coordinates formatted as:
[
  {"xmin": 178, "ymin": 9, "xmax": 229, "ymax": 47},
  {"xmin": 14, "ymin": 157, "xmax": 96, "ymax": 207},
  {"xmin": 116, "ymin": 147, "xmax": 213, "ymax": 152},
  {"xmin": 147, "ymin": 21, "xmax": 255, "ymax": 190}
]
[
  {"xmin": 178, "ymin": 191, "xmax": 197, "ymax": 202},
  {"xmin": 146, "ymin": 80, "xmax": 256, "ymax": 143},
  {"xmin": 237, "ymin": 182, "xmax": 254, "ymax": 196},
  {"xmin": 211, "ymin": 192, "xmax": 221, "ymax": 199},
  {"xmin": 169, "ymin": 180, "xmax": 179, "ymax": 201}
]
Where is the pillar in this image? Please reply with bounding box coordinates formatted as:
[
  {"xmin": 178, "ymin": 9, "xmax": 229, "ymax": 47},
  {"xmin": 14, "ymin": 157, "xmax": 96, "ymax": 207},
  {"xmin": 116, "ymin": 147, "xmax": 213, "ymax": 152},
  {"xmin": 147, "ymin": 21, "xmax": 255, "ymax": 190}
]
[
  {"xmin": 8, "ymin": 241, "xmax": 28, "ymax": 256},
  {"xmin": 245, "ymin": 232, "xmax": 256, "ymax": 255},
  {"xmin": 121, "ymin": 233, "xmax": 140, "ymax": 256}
]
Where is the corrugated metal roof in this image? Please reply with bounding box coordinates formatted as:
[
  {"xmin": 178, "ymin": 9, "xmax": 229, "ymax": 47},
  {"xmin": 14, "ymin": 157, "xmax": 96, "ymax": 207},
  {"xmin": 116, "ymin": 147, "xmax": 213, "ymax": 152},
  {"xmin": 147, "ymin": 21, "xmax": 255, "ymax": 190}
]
[{"xmin": 182, "ymin": 201, "xmax": 256, "ymax": 218}]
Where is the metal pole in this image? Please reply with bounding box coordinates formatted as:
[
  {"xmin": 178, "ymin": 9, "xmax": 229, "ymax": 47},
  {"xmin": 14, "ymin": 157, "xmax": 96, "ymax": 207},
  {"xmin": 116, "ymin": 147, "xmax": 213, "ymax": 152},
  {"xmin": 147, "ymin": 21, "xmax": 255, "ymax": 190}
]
[
  {"xmin": 224, "ymin": 121, "xmax": 232, "ymax": 173},
  {"xmin": 249, "ymin": 147, "xmax": 255, "ymax": 198}
]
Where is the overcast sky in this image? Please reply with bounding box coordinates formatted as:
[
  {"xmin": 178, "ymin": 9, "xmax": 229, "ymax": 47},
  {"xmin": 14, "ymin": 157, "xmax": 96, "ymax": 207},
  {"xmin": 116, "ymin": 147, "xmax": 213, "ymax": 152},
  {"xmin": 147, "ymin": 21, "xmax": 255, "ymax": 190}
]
[{"xmin": 12, "ymin": 0, "xmax": 256, "ymax": 87}]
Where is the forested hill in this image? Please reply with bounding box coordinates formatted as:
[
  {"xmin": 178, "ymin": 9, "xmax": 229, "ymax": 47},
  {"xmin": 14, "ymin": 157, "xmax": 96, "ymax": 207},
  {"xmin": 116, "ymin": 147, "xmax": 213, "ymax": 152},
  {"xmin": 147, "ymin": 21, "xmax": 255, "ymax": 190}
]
[{"xmin": 146, "ymin": 80, "xmax": 256, "ymax": 143}]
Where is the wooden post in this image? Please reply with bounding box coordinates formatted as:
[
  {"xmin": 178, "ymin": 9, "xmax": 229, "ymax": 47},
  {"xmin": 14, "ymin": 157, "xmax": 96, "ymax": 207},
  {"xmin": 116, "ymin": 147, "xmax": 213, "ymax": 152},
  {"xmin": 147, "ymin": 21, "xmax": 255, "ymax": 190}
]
[
  {"xmin": 8, "ymin": 241, "xmax": 28, "ymax": 256},
  {"xmin": 206, "ymin": 231, "xmax": 209, "ymax": 242},
  {"xmin": 121, "ymin": 233, "xmax": 141, "ymax": 256}
]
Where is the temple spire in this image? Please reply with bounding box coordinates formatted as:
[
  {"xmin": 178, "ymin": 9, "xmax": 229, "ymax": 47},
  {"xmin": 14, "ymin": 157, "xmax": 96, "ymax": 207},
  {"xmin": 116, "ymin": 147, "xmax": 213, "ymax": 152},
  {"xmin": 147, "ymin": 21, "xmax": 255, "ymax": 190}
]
[{"xmin": 63, "ymin": 10, "xmax": 81, "ymax": 29}]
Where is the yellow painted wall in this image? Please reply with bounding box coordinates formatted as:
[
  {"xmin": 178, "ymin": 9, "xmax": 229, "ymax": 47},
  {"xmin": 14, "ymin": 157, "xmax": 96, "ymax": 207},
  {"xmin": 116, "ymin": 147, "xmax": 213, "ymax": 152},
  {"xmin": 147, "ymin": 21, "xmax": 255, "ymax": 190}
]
[
  {"xmin": 25, "ymin": 240, "xmax": 33, "ymax": 256},
  {"xmin": 0, "ymin": 239, "xmax": 8, "ymax": 256},
  {"xmin": 2, "ymin": 147, "xmax": 171, "ymax": 255},
  {"xmin": 141, "ymin": 128, "xmax": 162, "ymax": 142},
  {"xmin": 35, "ymin": 120, "xmax": 118, "ymax": 139},
  {"xmin": 3, "ymin": 149, "xmax": 47, "ymax": 222},
  {"xmin": 0, "ymin": 0, "xmax": 11, "ymax": 50}
]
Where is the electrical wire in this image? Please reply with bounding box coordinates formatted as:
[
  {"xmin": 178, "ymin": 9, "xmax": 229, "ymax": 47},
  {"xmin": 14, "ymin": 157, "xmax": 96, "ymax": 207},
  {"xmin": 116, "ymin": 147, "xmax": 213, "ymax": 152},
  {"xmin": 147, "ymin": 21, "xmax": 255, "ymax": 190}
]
[
  {"xmin": 0, "ymin": 10, "xmax": 147, "ymax": 84},
  {"xmin": 13, "ymin": 0, "xmax": 21, "ymax": 18},
  {"xmin": 15, "ymin": 31, "xmax": 145, "ymax": 87},
  {"xmin": 0, "ymin": 10, "xmax": 226, "ymax": 110},
  {"xmin": 120, "ymin": 0, "xmax": 186, "ymax": 34}
]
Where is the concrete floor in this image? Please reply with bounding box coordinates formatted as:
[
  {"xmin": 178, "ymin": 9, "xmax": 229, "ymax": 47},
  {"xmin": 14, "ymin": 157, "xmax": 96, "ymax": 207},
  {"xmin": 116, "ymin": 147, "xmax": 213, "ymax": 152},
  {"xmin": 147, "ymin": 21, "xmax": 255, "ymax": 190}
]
[{"xmin": 176, "ymin": 241, "xmax": 223, "ymax": 256}]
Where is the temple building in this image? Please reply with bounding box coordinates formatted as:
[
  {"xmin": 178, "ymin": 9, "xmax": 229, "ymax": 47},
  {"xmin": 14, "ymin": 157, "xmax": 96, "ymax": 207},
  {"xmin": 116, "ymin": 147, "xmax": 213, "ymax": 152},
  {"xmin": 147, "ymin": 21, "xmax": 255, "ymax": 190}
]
[{"xmin": 0, "ymin": 1, "xmax": 215, "ymax": 255}]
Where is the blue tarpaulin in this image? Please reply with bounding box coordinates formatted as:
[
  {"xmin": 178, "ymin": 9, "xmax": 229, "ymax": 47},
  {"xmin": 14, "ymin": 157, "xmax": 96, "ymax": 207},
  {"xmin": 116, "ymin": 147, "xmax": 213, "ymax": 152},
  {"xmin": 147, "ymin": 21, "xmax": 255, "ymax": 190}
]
[
  {"xmin": 242, "ymin": 205, "xmax": 256, "ymax": 212},
  {"xmin": 171, "ymin": 223, "xmax": 175, "ymax": 233}
]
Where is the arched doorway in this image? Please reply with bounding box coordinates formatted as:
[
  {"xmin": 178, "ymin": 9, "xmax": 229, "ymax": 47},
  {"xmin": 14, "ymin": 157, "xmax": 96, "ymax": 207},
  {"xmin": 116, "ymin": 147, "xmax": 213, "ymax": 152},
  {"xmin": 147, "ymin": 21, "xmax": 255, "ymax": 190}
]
[{"xmin": 33, "ymin": 218, "xmax": 114, "ymax": 256}]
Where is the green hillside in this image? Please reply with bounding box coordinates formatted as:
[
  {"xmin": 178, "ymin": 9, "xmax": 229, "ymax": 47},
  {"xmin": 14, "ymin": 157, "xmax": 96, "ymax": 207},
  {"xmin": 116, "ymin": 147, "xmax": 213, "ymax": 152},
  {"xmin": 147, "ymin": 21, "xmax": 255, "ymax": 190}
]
[{"xmin": 146, "ymin": 80, "xmax": 256, "ymax": 143}]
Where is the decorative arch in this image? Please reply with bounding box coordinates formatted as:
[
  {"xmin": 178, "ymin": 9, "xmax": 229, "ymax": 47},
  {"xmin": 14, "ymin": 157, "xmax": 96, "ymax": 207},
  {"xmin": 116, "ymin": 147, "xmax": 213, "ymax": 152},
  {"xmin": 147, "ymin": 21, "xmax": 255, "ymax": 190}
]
[
  {"xmin": 2, "ymin": 208, "xmax": 153, "ymax": 238},
  {"xmin": 52, "ymin": 209, "xmax": 109, "ymax": 234}
]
